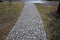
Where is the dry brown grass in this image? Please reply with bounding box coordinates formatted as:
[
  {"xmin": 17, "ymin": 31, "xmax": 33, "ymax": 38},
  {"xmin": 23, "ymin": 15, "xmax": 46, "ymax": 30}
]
[
  {"xmin": 0, "ymin": 2, "xmax": 24, "ymax": 40},
  {"xmin": 35, "ymin": 3, "xmax": 59, "ymax": 40}
]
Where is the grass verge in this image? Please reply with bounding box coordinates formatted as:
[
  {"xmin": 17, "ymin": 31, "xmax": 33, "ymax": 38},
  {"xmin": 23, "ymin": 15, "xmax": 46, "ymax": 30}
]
[
  {"xmin": 0, "ymin": 2, "xmax": 24, "ymax": 40},
  {"xmin": 35, "ymin": 3, "xmax": 59, "ymax": 40}
]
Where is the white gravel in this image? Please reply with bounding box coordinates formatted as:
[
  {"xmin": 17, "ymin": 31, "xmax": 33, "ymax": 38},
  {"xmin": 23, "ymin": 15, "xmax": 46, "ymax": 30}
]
[{"xmin": 6, "ymin": 2, "xmax": 47, "ymax": 40}]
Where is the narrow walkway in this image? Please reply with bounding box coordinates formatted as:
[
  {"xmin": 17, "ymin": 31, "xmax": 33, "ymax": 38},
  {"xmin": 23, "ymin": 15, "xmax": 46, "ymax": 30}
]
[{"xmin": 6, "ymin": 3, "xmax": 47, "ymax": 40}]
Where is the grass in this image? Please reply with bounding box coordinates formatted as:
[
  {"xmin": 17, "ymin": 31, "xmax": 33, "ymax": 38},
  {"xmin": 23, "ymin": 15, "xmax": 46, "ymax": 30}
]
[
  {"xmin": 35, "ymin": 3, "xmax": 59, "ymax": 40},
  {"xmin": 0, "ymin": 2, "xmax": 24, "ymax": 40}
]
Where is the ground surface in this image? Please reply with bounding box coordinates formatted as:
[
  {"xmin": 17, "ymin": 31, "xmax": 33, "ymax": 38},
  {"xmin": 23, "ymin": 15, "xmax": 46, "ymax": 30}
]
[
  {"xmin": 6, "ymin": 3, "xmax": 47, "ymax": 40},
  {"xmin": 0, "ymin": 2, "xmax": 60, "ymax": 40},
  {"xmin": 35, "ymin": 3, "xmax": 60, "ymax": 40},
  {"xmin": 0, "ymin": 2, "xmax": 24, "ymax": 40}
]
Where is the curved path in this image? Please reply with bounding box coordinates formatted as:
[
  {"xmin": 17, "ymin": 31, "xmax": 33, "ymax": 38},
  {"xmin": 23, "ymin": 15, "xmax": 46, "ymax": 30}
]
[{"xmin": 6, "ymin": 3, "xmax": 47, "ymax": 40}]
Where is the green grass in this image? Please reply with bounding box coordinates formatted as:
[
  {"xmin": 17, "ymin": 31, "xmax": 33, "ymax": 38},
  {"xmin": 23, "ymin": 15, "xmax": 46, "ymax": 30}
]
[
  {"xmin": 35, "ymin": 3, "xmax": 58, "ymax": 40},
  {"xmin": 0, "ymin": 2, "xmax": 24, "ymax": 40}
]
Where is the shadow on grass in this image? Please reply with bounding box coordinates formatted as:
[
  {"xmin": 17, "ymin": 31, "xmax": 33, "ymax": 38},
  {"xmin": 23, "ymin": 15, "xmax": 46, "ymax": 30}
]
[{"xmin": 47, "ymin": 12, "xmax": 60, "ymax": 40}]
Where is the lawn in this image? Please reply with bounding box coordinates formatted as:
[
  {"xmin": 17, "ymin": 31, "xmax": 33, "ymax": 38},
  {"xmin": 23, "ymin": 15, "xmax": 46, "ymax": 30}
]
[
  {"xmin": 0, "ymin": 2, "xmax": 24, "ymax": 40},
  {"xmin": 35, "ymin": 3, "xmax": 60, "ymax": 40}
]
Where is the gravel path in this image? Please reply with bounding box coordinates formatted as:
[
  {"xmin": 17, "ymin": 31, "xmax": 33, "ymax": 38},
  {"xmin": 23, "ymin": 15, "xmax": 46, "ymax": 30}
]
[{"xmin": 6, "ymin": 3, "xmax": 47, "ymax": 40}]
